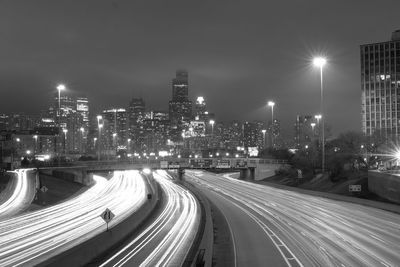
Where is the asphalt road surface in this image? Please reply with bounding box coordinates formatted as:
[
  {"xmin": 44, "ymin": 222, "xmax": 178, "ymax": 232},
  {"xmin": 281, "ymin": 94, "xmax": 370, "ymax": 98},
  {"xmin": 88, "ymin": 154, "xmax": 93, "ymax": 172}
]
[
  {"xmin": 100, "ymin": 170, "xmax": 200, "ymax": 267},
  {"xmin": 186, "ymin": 170, "xmax": 400, "ymax": 267},
  {"xmin": 0, "ymin": 170, "xmax": 148, "ymax": 267}
]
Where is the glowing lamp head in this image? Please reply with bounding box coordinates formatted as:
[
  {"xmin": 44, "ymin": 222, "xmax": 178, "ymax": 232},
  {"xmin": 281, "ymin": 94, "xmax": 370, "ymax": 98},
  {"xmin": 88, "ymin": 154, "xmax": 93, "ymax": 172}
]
[
  {"xmin": 262, "ymin": 129, "xmax": 267, "ymax": 134},
  {"xmin": 80, "ymin": 127, "xmax": 84, "ymax": 132},
  {"xmin": 268, "ymin": 101, "xmax": 275, "ymax": 107},
  {"xmin": 57, "ymin": 84, "xmax": 65, "ymax": 91},
  {"xmin": 315, "ymin": 114, "xmax": 322, "ymax": 120},
  {"xmin": 209, "ymin": 120, "xmax": 215, "ymax": 125},
  {"xmin": 313, "ymin": 57, "xmax": 326, "ymax": 68}
]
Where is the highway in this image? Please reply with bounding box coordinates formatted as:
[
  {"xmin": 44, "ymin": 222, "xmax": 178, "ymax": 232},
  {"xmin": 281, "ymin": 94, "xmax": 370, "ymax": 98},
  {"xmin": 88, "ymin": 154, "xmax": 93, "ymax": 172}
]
[
  {"xmin": 100, "ymin": 170, "xmax": 200, "ymax": 267},
  {"xmin": 0, "ymin": 169, "xmax": 36, "ymax": 219},
  {"xmin": 186, "ymin": 170, "xmax": 400, "ymax": 267},
  {"xmin": 0, "ymin": 170, "xmax": 148, "ymax": 267}
]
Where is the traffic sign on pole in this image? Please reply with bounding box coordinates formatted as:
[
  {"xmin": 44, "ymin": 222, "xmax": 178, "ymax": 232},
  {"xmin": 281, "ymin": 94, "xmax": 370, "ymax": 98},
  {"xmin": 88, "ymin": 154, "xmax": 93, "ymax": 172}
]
[
  {"xmin": 100, "ymin": 208, "xmax": 115, "ymax": 231},
  {"xmin": 40, "ymin": 185, "xmax": 48, "ymax": 193}
]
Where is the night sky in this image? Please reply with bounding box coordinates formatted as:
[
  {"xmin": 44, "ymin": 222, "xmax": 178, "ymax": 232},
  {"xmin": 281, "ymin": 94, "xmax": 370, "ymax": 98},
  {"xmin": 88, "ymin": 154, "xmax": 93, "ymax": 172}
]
[{"xmin": 1, "ymin": 0, "xmax": 399, "ymax": 136}]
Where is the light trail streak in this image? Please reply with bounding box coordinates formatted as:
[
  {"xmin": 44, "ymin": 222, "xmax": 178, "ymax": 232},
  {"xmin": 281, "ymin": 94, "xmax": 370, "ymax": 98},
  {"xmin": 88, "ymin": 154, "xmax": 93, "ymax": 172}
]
[
  {"xmin": 0, "ymin": 170, "xmax": 148, "ymax": 267},
  {"xmin": 186, "ymin": 170, "xmax": 400, "ymax": 267},
  {"xmin": 0, "ymin": 169, "xmax": 35, "ymax": 219},
  {"xmin": 101, "ymin": 170, "xmax": 200, "ymax": 267}
]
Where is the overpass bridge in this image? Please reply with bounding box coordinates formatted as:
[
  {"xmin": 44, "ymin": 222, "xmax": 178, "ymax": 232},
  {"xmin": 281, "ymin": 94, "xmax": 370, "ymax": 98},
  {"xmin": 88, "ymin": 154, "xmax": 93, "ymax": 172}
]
[{"xmin": 37, "ymin": 158, "xmax": 287, "ymax": 185}]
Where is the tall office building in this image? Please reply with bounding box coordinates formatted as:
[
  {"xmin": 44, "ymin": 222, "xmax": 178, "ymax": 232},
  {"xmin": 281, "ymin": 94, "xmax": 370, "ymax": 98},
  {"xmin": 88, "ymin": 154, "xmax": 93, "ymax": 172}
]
[
  {"xmin": 101, "ymin": 108, "xmax": 128, "ymax": 153},
  {"xmin": 76, "ymin": 97, "xmax": 89, "ymax": 128},
  {"xmin": 294, "ymin": 115, "xmax": 315, "ymax": 148},
  {"xmin": 169, "ymin": 70, "xmax": 192, "ymax": 123},
  {"xmin": 243, "ymin": 121, "xmax": 264, "ymax": 149},
  {"xmin": 127, "ymin": 98, "xmax": 146, "ymax": 151},
  {"xmin": 361, "ymin": 30, "xmax": 400, "ymax": 141}
]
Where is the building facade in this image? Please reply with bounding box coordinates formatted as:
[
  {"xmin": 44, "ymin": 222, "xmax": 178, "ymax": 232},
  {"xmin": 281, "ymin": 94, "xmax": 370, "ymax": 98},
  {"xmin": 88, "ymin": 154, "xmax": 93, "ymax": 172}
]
[
  {"xmin": 169, "ymin": 70, "xmax": 192, "ymax": 124},
  {"xmin": 361, "ymin": 30, "xmax": 400, "ymax": 141}
]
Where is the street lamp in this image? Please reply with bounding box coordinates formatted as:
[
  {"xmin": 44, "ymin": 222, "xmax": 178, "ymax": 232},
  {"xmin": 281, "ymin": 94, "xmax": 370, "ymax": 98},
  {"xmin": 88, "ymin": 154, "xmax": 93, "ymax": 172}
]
[
  {"xmin": 310, "ymin": 123, "xmax": 316, "ymax": 137},
  {"xmin": 97, "ymin": 115, "xmax": 102, "ymax": 161},
  {"xmin": 261, "ymin": 129, "xmax": 267, "ymax": 148},
  {"xmin": 112, "ymin": 133, "xmax": 117, "ymax": 145},
  {"xmin": 33, "ymin": 135, "xmax": 38, "ymax": 154},
  {"xmin": 209, "ymin": 120, "xmax": 215, "ymax": 135},
  {"xmin": 268, "ymin": 101, "xmax": 275, "ymax": 148},
  {"xmin": 80, "ymin": 127, "xmax": 85, "ymax": 153},
  {"xmin": 313, "ymin": 56, "xmax": 327, "ymax": 173},
  {"xmin": 62, "ymin": 128, "xmax": 68, "ymax": 157},
  {"xmin": 56, "ymin": 84, "xmax": 65, "ymax": 122}
]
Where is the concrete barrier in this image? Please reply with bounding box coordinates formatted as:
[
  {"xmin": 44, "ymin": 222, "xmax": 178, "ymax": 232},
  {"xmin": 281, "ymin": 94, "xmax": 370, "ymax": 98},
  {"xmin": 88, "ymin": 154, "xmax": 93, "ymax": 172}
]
[
  {"xmin": 39, "ymin": 176, "xmax": 161, "ymax": 267},
  {"xmin": 368, "ymin": 171, "xmax": 400, "ymax": 204}
]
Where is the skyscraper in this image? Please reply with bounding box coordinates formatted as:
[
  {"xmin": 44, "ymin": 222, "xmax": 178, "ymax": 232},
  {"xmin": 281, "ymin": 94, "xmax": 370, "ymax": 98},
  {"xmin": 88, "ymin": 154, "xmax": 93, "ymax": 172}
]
[
  {"xmin": 76, "ymin": 97, "xmax": 89, "ymax": 128},
  {"xmin": 169, "ymin": 70, "xmax": 192, "ymax": 123},
  {"xmin": 361, "ymin": 30, "xmax": 400, "ymax": 141}
]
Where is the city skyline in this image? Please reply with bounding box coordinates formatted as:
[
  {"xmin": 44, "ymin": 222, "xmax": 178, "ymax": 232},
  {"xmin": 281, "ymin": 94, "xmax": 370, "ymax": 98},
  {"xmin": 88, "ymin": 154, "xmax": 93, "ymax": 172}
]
[{"xmin": 1, "ymin": 1, "xmax": 400, "ymax": 136}]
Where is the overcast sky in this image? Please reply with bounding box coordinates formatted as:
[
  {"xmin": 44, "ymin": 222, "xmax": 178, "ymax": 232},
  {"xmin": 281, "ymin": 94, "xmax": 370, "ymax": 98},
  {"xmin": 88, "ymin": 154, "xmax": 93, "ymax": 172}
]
[{"xmin": 1, "ymin": 0, "xmax": 399, "ymax": 136}]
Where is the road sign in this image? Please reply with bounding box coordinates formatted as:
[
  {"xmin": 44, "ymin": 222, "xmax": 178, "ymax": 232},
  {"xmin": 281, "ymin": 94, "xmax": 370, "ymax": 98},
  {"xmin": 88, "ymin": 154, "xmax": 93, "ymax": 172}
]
[
  {"xmin": 160, "ymin": 160, "xmax": 168, "ymax": 169},
  {"xmin": 190, "ymin": 159, "xmax": 213, "ymax": 168},
  {"xmin": 100, "ymin": 208, "xmax": 115, "ymax": 223},
  {"xmin": 100, "ymin": 208, "xmax": 115, "ymax": 231},
  {"xmin": 349, "ymin": 185, "xmax": 361, "ymax": 192},
  {"xmin": 168, "ymin": 161, "xmax": 180, "ymax": 168},
  {"xmin": 216, "ymin": 159, "xmax": 230, "ymax": 169},
  {"xmin": 40, "ymin": 186, "xmax": 48, "ymax": 193},
  {"xmin": 297, "ymin": 169, "xmax": 303, "ymax": 179}
]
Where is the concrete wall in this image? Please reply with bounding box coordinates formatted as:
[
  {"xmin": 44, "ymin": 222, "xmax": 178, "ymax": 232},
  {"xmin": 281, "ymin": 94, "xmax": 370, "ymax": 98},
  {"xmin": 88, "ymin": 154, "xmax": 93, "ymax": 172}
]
[
  {"xmin": 368, "ymin": 171, "xmax": 400, "ymax": 204},
  {"xmin": 254, "ymin": 163, "xmax": 285, "ymax": 180}
]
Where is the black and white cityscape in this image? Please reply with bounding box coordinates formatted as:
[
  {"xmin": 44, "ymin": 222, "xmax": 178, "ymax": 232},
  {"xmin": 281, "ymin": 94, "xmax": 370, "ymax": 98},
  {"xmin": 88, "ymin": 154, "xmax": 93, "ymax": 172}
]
[{"xmin": 1, "ymin": 1, "xmax": 400, "ymax": 267}]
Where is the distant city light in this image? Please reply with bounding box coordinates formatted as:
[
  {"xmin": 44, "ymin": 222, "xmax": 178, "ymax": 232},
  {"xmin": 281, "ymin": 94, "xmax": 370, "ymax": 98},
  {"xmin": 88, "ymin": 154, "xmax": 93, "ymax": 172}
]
[
  {"xmin": 196, "ymin": 96, "xmax": 205, "ymax": 104},
  {"xmin": 142, "ymin": 168, "xmax": 151, "ymax": 174}
]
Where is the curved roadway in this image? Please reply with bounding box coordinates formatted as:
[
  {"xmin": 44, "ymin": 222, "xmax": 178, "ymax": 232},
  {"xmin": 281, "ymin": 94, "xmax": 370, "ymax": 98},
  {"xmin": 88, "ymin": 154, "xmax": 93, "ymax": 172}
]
[
  {"xmin": 0, "ymin": 169, "xmax": 36, "ymax": 219},
  {"xmin": 0, "ymin": 170, "xmax": 148, "ymax": 267},
  {"xmin": 100, "ymin": 170, "xmax": 200, "ymax": 267},
  {"xmin": 186, "ymin": 170, "xmax": 400, "ymax": 267}
]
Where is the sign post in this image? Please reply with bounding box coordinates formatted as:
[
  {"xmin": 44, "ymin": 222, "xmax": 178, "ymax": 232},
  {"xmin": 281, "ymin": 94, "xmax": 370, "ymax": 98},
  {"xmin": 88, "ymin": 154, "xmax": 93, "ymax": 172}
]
[{"xmin": 100, "ymin": 208, "xmax": 115, "ymax": 231}]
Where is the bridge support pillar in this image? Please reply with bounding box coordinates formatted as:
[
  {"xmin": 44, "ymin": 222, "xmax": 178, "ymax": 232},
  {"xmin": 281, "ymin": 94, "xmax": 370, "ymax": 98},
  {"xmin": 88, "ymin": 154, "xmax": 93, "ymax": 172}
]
[
  {"xmin": 178, "ymin": 168, "xmax": 185, "ymax": 181},
  {"xmin": 239, "ymin": 169, "xmax": 248, "ymax": 180},
  {"xmin": 249, "ymin": 167, "xmax": 255, "ymax": 180}
]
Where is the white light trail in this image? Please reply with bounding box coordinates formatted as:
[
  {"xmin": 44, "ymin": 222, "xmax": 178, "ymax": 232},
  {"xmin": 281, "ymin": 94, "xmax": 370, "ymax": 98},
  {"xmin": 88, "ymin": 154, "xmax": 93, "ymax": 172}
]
[
  {"xmin": 101, "ymin": 170, "xmax": 200, "ymax": 267},
  {"xmin": 0, "ymin": 170, "xmax": 148, "ymax": 267}
]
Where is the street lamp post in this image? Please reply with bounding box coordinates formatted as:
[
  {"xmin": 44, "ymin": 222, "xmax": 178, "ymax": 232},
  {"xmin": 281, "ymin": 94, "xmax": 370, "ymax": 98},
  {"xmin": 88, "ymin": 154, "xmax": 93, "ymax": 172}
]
[
  {"xmin": 313, "ymin": 57, "xmax": 327, "ymax": 173},
  {"xmin": 261, "ymin": 129, "xmax": 266, "ymax": 148},
  {"xmin": 268, "ymin": 101, "xmax": 275, "ymax": 148},
  {"xmin": 97, "ymin": 115, "xmax": 103, "ymax": 161},
  {"xmin": 209, "ymin": 120, "xmax": 215, "ymax": 135},
  {"xmin": 80, "ymin": 127, "xmax": 85, "ymax": 154},
  {"xmin": 62, "ymin": 128, "xmax": 68, "ymax": 158},
  {"xmin": 33, "ymin": 135, "xmax": 38, "ymax": 154},
  {"xmin": 310, "ymin": 123, "xmax": 316, "ymax": 137},
  {"xmin": 56, "ymin": 84, "xmax": 65, "ymax": 165}
]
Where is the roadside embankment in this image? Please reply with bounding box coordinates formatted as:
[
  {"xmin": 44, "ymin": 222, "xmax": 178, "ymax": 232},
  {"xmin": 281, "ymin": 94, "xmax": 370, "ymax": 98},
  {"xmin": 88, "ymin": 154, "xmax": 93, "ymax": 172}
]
[
  {"xmin": 29, "ymin": 173, "xmax": 87, "ymax": 209},
  {"xmin": 254, "ymin": 178, "xmax": 400, "ymax": 215}
]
